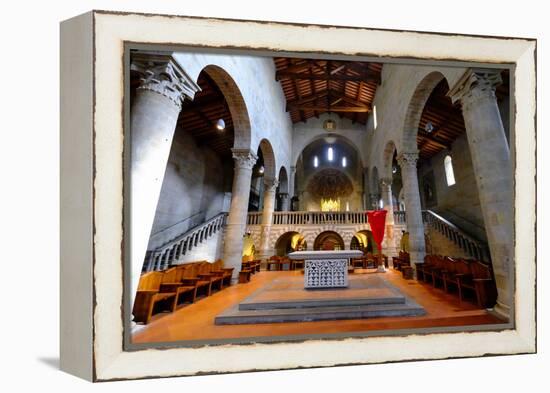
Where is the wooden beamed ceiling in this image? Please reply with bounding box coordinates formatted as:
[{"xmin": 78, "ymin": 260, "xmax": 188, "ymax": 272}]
[
  {"xmin": 417, "ymin": 69, "xmax": 509, "ymax": 161},
  {"xmin": 274, "ymin": 57, "xmax": 383, "ymax": 124},
  {"xmin": 177, "ymin": 72, "xmax": 234, "ymax": 160}
]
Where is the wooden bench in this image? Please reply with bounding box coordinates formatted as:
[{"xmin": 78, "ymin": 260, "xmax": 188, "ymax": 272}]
[
  {"xmin": 291, "ymin": 259, "xmax": 304, "ymax": 270},
  {"xmin": 392, "ymin": 251, "xmax": 410, "ymax": 271},
  {"xmin": 132, "ymin": 271, "xmax": 178, "ymax": 324},
  {"xmin": 351, "ymin": 257, "xmax": 366, "ymax": 269},
  {"xmin": 416, "ymin": 255, "xmax": 498, "ymax": 308},
  {"xmin": 238, "ymin": 269, "xmax": 252, "ymax": 283},
  {"xmin": 241, "ymin": 259, "xmax": 260, "ymax": 274},
  {"xmin": 266, "ymin": 256, "xmax": 281, "ymax": 271},
  {"xmin": 180, "ymin": 262, "xmax": 212, "ymax": 298},
  {"xmin": 159, "ymin": 266, "xmax": 197, "ymax": 305},
  {"xmin": 457, "ymin": 260, "xmax": 498, "ymax": 308},
  {"xmin": 211, "ymin": 259, "xmax": 234, "ymax": 287},
  {"xmin": 196, "ymin": 262, "xmax": 224, "ymax": 293}
]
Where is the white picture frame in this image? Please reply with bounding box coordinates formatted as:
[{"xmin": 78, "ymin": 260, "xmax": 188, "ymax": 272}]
[{"xmin": 60, "ymin": 10, "xmax": 536, "ymax": 381}]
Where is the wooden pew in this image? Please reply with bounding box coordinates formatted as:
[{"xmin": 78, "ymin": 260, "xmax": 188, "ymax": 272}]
[
  {"xmin": 159, "ymin": 266, "xmax": 197, "ymax": 305},
  {"xmin": 441, "ymin": 257, "xmax": 469, "ymax": 294},
  {"xmin": 197, "ymin": 262, "xmax": 224, "ymax": 293},
  {"xmin": 132, "ymin": 271, "xmax": 177, "ymax": 324},
  {"xmin": 292, "ymin": 259, "xmax": 304, "ymax": 270},
  {"xmin": 351, "ymin": 257, "xmax": 365, "ymax": 269},
  {"xmin": 210, "ymin": 259, "xmax": 234, "ymax": 287},
  {"xmin": 392, "ymin": 251, "xmax": 410, "ymax": 271},
  {"xmin": 457, "ymin": 260, "xmax": 498, "ymax": 308},
  {"xmin": 181, "ymin": 262, "xmax": 212, "ymax": 298},
  {"xmin": 266, "ymin": 256, "xmax": 281, "ymax": 271}
]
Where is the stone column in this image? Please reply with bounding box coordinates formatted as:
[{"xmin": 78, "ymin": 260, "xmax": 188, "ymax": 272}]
[
  {"xmin": 289, "ymin": 166, "xmax": 297, "ymax": 201},
  {"xmin": 223, "ymin": 149, "xmax": 258, "ymax": 281},
  {"xmin": 259, "ymin": 178, "xmax": 279, "ymax": 259},
  {"xmin": 397, "ymin": 152, "xmax": 426, "ymax": 272},
  {"xmin": 369, "ymin": 193, "xmax": 379, "ymax": 210},
  {"xmin": 129, "ymin": 54, "xmax": 200, "ymax": 308},
  {"xmin": 380, "ymin": 178, "xmax": 397, "ymax": 258},
  {"xmin": 449, "ymin": 69, "xmax": 512, "ymax": 319},
  {"xmin": 279, "ymin": 192, "xmax": 290, "ymax": 211}
]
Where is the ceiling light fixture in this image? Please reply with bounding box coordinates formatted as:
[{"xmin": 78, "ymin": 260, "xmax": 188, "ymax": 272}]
[
  {"xmin": 425, "ymin": 121, "xmax": 434, "ymax": 133},
  {"xmin": 216, "ymin": 118, "xmax": 226, "ymax": 131}
]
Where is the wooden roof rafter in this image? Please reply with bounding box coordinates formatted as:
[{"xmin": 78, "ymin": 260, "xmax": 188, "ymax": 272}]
[{"xmin": 274, "ymin": 57, "xmax": 382, "ymax": 124}]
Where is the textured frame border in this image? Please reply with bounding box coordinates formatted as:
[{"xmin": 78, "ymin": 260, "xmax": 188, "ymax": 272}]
[{"xmin": 66, "ymin": 10, "xmax": 536, "ymax": 381}]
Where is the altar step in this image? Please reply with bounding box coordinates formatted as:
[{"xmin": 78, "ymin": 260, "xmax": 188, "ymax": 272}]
[
  {"xmin": 215, "ymin": 300, "xmax": 425, "ymax": 325},
  {"xmin": 238, "ymin": 293, "xmax": 406, "ymax": 310},
  {"xmin": 215, "ymin": 275, "xmax": 426, "ymax": 325}
]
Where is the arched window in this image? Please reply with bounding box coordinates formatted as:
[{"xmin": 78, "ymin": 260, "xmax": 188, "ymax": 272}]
[
  {"xmin": 313, "ymin": 156, "xmax": 319, "ymax": 168},
  {"xmin": 327, "ymin": 147, "xmax": 334, "ymax": 161},
  {"xmin": 342, "ymin": 156, "xmax": 347, "ymax": 167},
  {"xmin": 444, "ymin": 155, "xmax": 456, "ymax": 186}
]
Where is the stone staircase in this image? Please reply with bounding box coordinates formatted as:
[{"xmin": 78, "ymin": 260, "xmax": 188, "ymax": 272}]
[
  {"xmin": 143, "ymin": 212, "xmax": 228, "ymax": 272},
  {"xmin": 422, "ymin": 210, "xmax": 490, "ymax": 262}
]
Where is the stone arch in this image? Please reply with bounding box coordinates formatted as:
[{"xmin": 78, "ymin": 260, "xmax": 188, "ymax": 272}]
[
  {"xmin": 402, "ymin": 71, "xmax": 448, "ymax": 153},
  {"xmin": 258, "ymin": 138, "xmax": 277, "ymax": 181},
  {"xmin": 278, "ymin": 166, "xmax": 289, "ymax": 193},
  {"xmin": 274, "ymin": 231, "xmax": 307, "ymax": 256},
  {"xmin": 292, "ymin": 132, "xmax": 364, "ymax": 168},
  {"xmin": 201, "ymin": 64, "xmax": 251, "ymax": 151},
  {"xmin": 352, "ymin": 230, "xmax": 380, "ymax": 253},
  {"xmin": 382, "ymin": 140, "xmax": 397, "ymax": 180},
  {"xmin": 313, "ymin": 231, "xmax": 345, "ymax": 251}
]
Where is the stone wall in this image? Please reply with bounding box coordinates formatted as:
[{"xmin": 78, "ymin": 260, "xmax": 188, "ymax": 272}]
[
  {"xmin": 173, "ymin": 52, "xmax": 293, "ymax": 176},
  {"xmin": 417, "ymin": 134, "xmax": 487, "ymax": 242},
  {"xmin": 425, "ymin": 225, "xmax": 471, "ymax": 259},
  {"xmin": 147, "ymin": 130, "xmax": 229, "ymax": 250},
  {"xmin": 175, "ymin": 228, "xmax": 226, "ymax": 264},
  {"xmin": 364, "ymin": 64, "xmax": 466, "ymax": 176}
]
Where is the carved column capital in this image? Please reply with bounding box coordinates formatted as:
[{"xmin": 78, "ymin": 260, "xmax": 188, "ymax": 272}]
[
  {"xmin": 397, "ymin": 152, "xmax": 419, "ymax": 169},
  {"xmin": 448, "ymin": 68, "xmax": 502, "ymax": 110},
  {"xmin": 379, "ymin": 177, "xmax": 393, "ymax": 188},
  {"xmin": 264, "ymin": 178, "xmax": 279, "ymax": 192},
  {"xmin": 131, "ymin": 53, "xmax": 201, "ymax": 109},
  {"xmin": 231, "ymin": 149, "xmax": 258, "ymax": 170}
]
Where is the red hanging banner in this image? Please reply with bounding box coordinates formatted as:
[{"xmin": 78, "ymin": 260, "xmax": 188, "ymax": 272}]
[{"xmin": 366, "ymin": 210, "xmax": 387, "ymax": 253}]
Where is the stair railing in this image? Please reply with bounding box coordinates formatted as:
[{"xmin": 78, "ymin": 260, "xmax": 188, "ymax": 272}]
[
  {"xmin": 423, "ymin": 210, "xmax": 490, "ymax": 262},
  {"xmin": 143, "ymin": 212, "xmax": 228, "ymax": 272}
]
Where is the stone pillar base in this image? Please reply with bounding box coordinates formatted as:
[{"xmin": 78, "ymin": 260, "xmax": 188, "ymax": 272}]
[{"xmin": 490, "ymin": 301, "xmax": 511, "ymax": 322}]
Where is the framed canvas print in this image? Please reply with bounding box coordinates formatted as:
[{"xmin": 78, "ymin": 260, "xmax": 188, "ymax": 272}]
[{"xmin": 60, "ymin": 10, "xmax": 537, "ymax": 381}]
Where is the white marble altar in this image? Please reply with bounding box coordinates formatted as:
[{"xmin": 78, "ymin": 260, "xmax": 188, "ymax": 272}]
[{"xmin": 288, "ymin": 250, "xmax": 363, "ymax": 289}]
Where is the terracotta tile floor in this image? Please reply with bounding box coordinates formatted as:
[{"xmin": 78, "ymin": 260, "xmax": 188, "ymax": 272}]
[{"xmin": 131, "ymin": 269, "xmax": 507, "ymax": 344}]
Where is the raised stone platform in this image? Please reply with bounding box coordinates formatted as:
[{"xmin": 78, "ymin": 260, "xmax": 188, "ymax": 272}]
[{"xmin": 215, "ymin": 274, "xmax": 425, "ymax": 325}]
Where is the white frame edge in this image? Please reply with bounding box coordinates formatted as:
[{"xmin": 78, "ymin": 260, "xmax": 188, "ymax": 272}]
[{"xmin": 61, "ymin": 10, "xmax": 536, "ymax": 381}]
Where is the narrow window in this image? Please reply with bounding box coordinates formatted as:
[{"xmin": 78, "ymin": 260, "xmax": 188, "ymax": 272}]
[
  {"xmin": 342, "ymin": 156, "xmax": 347, "ymax": 168},
  {"xmin": 327, "ymin": 147, "xmax": 334, "ymax": 161},
  {"xmin": 313, "ymin": 156, "xmax": 319, "ymax": 168},
  {"xmin": 444, "ymin": 155, "xmax": 456, "ymax": 186},
  {"xmin": 373, "ymin": 105, "xmax": 378, "ymax": 130}
]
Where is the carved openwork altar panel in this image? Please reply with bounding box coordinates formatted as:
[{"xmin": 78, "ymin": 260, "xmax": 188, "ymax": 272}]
[{"xmin": 304, "ymin": 259, "xmax": 348, "ymax": 288}]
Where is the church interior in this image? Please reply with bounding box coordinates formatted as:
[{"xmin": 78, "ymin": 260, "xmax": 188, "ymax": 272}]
[{"xmin": 128, "ymin": 50, "xmax": 512, "ymax": 345}]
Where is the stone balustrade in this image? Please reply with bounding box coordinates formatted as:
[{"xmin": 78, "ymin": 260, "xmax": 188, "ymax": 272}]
[{"xmin": 143, "ymin": 212, "xmax": 228, "ymax": 272}]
